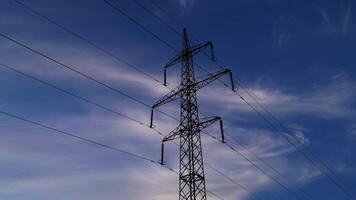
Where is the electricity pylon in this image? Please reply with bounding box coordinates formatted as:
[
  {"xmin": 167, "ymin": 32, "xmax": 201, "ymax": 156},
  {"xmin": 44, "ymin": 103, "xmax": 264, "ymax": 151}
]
[{"xmin": 150, "ymin": 28, "xmax": 235, "ymax": 200}]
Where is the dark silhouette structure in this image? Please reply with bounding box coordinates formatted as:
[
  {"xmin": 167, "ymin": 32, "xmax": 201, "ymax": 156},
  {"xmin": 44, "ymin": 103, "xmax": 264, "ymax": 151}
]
[{"xmin": 150, "ymin": 28, "xmax": 235, "ymax": 200}]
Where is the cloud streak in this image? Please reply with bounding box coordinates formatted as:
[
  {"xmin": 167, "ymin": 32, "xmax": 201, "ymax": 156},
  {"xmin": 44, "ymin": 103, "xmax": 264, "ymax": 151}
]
[
  {"xmin": 316, "ymin": 1, "xmax": 354, "ymax": 36},
  {"xmin": 200, "ymin": 75, "xmax": 355, "ymax": 120}
]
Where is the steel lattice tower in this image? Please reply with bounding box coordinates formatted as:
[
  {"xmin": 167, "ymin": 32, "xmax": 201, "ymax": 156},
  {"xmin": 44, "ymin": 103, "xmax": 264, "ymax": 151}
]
[{"xmin": 150, "ymin": 28, "xmax": 235, "ymax": 200}]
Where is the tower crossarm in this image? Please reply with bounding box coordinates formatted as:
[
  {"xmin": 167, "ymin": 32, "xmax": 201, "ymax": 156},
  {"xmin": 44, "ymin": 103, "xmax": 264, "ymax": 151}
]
[
  {"xmin": 153, "ymin": 68, "xmax": 235, "ymax": 109},
  {"xmin": 194, "ymin": 68, "xmax": 235, "ymax": 91},
  {"xmin": 199, "ymin": 116, "xmax": 221, "ymax": 131},
  {"xmin": 152, "ymin": 85, "xmax": 182, "ymax": 109},
  {"xmin": 163, "ymin": 115, "xmax": 222, "ymax": 143},
  {"xmin": 189, "ymin": 41, "xmax": 214, "ymax": 61},
  {"xmin": 164, "ymin": 41, "xmax": 214, "ymax": 69},
  {"xmin": 199, "ymin": 116, "xmax": 226, "ymax": 143},
  {"xmin": 151, "ymin": 29, "xmax": 233, "ymax": 199},
  {"xmin": 163, "ymin": 40, "xmax": 215, "ymax": 86},
  {"xmin": 163, "ymin": 125, "xmax": 182, "ymax": 142}
]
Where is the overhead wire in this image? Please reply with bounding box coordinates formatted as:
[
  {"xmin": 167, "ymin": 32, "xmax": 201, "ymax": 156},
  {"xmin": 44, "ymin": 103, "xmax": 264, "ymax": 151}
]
[
  {"xmin": 103, "ymin": 0, "xmax": 355, "ymax": 198},
  {"xmin": 97, "ymin": 1, "xmax": 317, "ymax": 200},
  {"xmin": 0, "ymin": 110, "xmax": 157, "ymax": 163},
  {"xmin": 11, "ymin": 0, "xmax": 164, "ymax": 85},
  {"xmin": 1, "ymin": 2, "xmax": 317, "ymax": 199},
  {"xmin": 0, "ymin": 31, "xmax": 278, "ymax": 199},
  {"xmin": 0, "ymin": 109, "xmax": 226, "ymax": 200},
  {"xmin": 7, "ymin": 3, "xmax": 283, "ymax": 198},
  {"xmin": 0, "ymin": 62, "xmax": 244, "ymax": 199},
  {"xmin": 6, "ymin": 0, "xmax": 351, "ymax": 199},
  {"xmin": 223, "ymin": 134, "xmax": 315, "ymax": 200},
  {"xmin": 6, "ymin": 3, "xmax": 253, "ymax": 195}
]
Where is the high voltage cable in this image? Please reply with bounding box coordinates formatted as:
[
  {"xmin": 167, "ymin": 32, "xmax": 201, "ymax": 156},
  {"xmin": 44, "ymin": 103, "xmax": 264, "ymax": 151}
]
[
  {"xmin": 132, "ymin": 0, "xmax": 180, "ymax": 36},
  {"xmin": 11, "ymin": 0, "xmax": 163, "ymax": 85},
  {"xmin": 8, "ymin": 3, "xmax": 284, "ymax": 197},
  {"xmin": 225, "ymin": 142, "xmax": 304, "ymax": 200},
  {"xmin": 223, "ymin": 134, "xmax": 315, "ymax": 200},
  {"xmin": 0, "ymin": 110, "xmax": 158, "ymax": 163},
  {"xmin": 101, "ymin": 0, "xmax": 354, "ymax": 198},
  {"xmin": 0, "ymin": 62, "xmax": 250, "ymax": 198},
  {"xmin": 0, "ymin": 31, "xmax": 292, "ymax": 199},
  {"xmin": 233, "ymin": 87, "xmax": 354, "ymax": 199},
  {"xmin": 102, "ymin": 0, "xmax": 178, "ymax": 52},
  {"xmin": 236, "ymin": 80, "xmax": 356, "ymax": 196},
  {"xmin": 0, "ymin": 17, "xmax": 251, "ymax": 197},
  {"xmin": 134, "ymin": 0, "xmax": 354, "ymax": 194},
  {"xmin": 162, "ymin": 1, "xmax": 356, "ymax": 196},
  {"xmin": 229, "ymin": 82, "xmax": 354, "ymax": 199},
  {"xmin": 0, "ymin": 109, "xmax": 225, "ymax": 200},
  {"xmin": 0, "ymin": 12, "xmax": 312, "ymax": 200},
  {"xmin": 5, "ymin": 0, "xmax": 301, "ymax": 199},
  {"xmin": 0, "ymin": 63, "xmax": 151, "ymax": 128},
  {"xmin": 0, "ymin": 32, "xmax": 176, "ymax": 122},
  {"xmin": 5, "ymin": 1, "xmax": 351, "ymax": 198},
  {"xmin": 207, "ymin": 48, "xmax": 356, "ymax": 198},
  {"xmin": 92, "ymin": 0, "xmax": 312, "ymax": 198},
  {"xmin": 97, "ymin": 1, "xmax": 319, "ymax": 199}
]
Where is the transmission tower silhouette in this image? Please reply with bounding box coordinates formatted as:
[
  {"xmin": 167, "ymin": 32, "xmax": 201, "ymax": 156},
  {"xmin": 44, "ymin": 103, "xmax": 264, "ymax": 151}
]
[{"xmin": 150, "ymin": 28, "xmax": 235, "ymax": 200}]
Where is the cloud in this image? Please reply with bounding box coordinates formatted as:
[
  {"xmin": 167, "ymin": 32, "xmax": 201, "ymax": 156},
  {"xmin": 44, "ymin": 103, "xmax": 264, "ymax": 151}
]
[
  {"xmin": 0, "ymin": 161, "xmax": 177, "ymax": 200},
  {"xmin": 271, "ymin": 16, "xmax": 298, "ymax": 48},
  {"xmin": 0, "ymin": 35, "xmax": 176, "ymax": 100},
  {"xmin": 316, "ymin": 1, "xmax": 354, "ymax": 36},
  {"xmin": 0, "ymin": 36, "xmax": 346, "ymax": 200},
  {"xmin": 0, "ymin": 99, "xmax": 323, "ymax": 200},
  {"xmin": 342, "ymin": 0, "xmax": 353, "ymax": 34},
  {"xmin": 0, "ymin": 3, "xmax": 350, "ymax": 199},
  {"xmin": 272, "ymin": 29, "xmax": 291, "ymax": 48},
  {"xmin": 199, "ymin": 74, "xmax": 355, "ymax": 119}
]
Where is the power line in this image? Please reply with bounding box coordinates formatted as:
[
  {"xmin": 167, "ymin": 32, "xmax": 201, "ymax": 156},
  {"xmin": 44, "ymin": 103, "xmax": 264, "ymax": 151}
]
[
  {"xmin": 231, "ymin": 84, "xmax": 354, "ymax": 199},
  {"xmin": 0, "ymin": 109, "xmax": 225, "ymax": 200},
  {"xmin": 149, "ymin": 28, "xmax": 237, "ymax": 200},
  {"xmin": 224, "ymin": 133, "xmax": 315, "ymax": 200},
  {"xmin": 12, "ymin": 0, "xmax": 164, "ymax": 85},
  {"xmin": 111, "ymin": 1, "xmax": 355, "ymax": 198},
  {"xmin": 0, "ymin": 109, "xmax": 157, "ymax": 163},
  {"xmin": 0, "ymin": 63, "xmax": 151, "ymax": 128},
  {"xmin": 4, "ymin": 1, "xmax": 322, "ymax": 199},
  {"xmin": 237, "ymin": 81, "xmax": 356, "ymax": 196},
  {"xmin": 2, "ymin": 1, "xmax": 348, "ymax": 198},
  {"xmin": 102, "ymin": 3, "xmax": 314, "ymax": 198},
  {"xmin": 0, "ymin": 32, "xmax": 173, "ymax": 119},
  {"xmin": 225, "ymin": 142, "xmax": 305, "ymax": 200},
  {"xmin": 0, "ymin": 30, "xmax": 289, "ymax": 198},
  {"xmin": 7, "ymin": 2, "xmax": 284, "ymax": 198},
  {"xmin": 102, "ymin": 0, "xmax": 178, "ymax": 52},
  {"xmin": 132, "ymin": 0, "xmax": 180, "ymax": 35},
  {"xmin": 0, "ymin": 10, "xmax": 315, "ymax": 200},
  {"xmin": 0, "ymin": 62, "xmax": 248, "ymax": 199},
  {"xmin": 98, "ymin": 2, "xmax": 318, "ymax": 199},
  {"xmin": 204, "ymin": 162, "xmax": 257, "ymax": 199},
  {"xmin": 0, "ymin": 23, "xmax": 252, "ymax": 198}
]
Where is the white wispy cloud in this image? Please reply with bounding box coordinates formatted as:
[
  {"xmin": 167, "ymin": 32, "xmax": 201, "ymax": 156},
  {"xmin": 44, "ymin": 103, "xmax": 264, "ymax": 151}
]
[
  {"xmin": 0, "ymin": 101, "xmax": 322, "ymax": 200},
  {"xmin": 0, "ymin": 35, "xmax": 176, "ymax": 100},
  {"xmin": 199, "ymin": 74, "xmax": 355, "ymax": 119},
  {"xmin": 0, "ymin": 3, "xmax": 352, "ymax": 199},
  {"xmin": 272, "ymin": 29, "xmax": 291, "ymax": 48},
  {"xmin": 0, "ymin": 33, "xmax": 328, "ymax": 199},
  {"xmin": 316, "ymin": 1, "xmax": 354, "ymax": 36}
]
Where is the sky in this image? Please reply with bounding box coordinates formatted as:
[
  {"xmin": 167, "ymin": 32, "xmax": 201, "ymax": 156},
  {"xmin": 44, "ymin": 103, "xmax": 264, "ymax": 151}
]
[{"xmin": 0, "ymin": 0, "xmax": 355, "ymax": 200}]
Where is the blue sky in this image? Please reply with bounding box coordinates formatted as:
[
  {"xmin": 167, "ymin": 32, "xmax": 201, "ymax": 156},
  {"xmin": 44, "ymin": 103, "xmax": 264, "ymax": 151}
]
[{"xmin": 0, "ymin": 0, "xmax": 355, "ymax": 200}]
